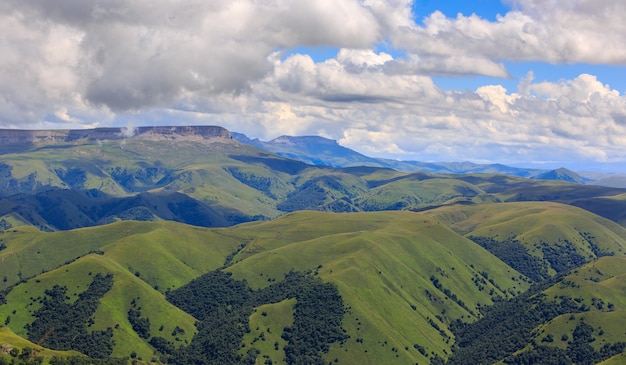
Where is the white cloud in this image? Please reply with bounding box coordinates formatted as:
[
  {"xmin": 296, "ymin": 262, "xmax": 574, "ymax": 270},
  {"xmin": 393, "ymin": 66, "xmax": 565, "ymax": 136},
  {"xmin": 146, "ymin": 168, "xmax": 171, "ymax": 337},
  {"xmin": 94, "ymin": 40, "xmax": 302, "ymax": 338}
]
[
  {"xmin": 249, "ymin": 53, "xmax": 626, "ymax": 166},
  {"xmin": 1, "ymin": 0, "xmax": 626, "ymax": 170},
  {"xmin": 2, "ymin": 0, "xmax": 382, "ymax": 116},
  {"xmin": 396, "ymin": 1, "xmax": 626, "ymax": 65}
]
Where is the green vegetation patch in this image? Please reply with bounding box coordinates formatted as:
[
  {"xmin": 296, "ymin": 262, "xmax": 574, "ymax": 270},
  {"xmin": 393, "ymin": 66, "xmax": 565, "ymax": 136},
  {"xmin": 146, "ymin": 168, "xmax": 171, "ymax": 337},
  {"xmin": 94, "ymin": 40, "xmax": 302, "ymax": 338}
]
[
  {"xmin": 165, "ymin": 270, "xmax": 348, "ymax": 365},
  {"xmin": 469, "ymin": 236, "xmax": 549, "ymax": 282},
  {"xmin": 25, "ymin": 273, "xmax": 114, "ymax": 358}
]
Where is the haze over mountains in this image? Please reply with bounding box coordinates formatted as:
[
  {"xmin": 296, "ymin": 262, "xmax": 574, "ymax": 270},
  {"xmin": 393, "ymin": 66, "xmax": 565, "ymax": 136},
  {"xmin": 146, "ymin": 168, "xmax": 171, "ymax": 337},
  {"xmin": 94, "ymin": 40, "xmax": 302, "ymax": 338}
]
[
  {"xmin": 1, "ymin": 125, "xmax": 626, "ymax": 364},
  {"xmin": 232, "ymin": 133, "xmax": 626, "ymax": 188}
]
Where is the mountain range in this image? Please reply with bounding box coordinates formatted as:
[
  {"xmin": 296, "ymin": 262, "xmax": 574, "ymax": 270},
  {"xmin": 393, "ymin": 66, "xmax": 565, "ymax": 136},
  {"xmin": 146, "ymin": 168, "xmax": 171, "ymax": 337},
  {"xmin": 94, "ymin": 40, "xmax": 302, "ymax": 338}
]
[
  {"xmin": 1, "ymin": 126, "xmax": 626, "ymax": 364},
  {"xmin": 233, "ymin": 133, "xmax": 626, "ymax": 187}
]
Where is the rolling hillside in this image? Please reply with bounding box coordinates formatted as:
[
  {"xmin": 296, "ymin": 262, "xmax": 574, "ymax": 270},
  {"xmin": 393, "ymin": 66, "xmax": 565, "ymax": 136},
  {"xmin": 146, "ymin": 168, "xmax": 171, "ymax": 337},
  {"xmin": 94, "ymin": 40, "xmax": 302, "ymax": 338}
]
[
  {"xmin": 1, "ymin": 126, "xmax": 626, "ymax": 364},
  {"xmin": 446, "ymin": 255, "xmax": 626, "ymax": 365},
  {"xmin": 0, "ymin": 211, "xmax": 522, "ymax": 363},
  {"xmin": 425, "ymin": 202, "xmax": 626, "ymax": 279},
  {"xmin": 1, "ymin": 206, "xmax": 625, "ymax": 363},
  {"xmin": 0, "ymin": 220, "xmax": 243, "ymax": 361},
  {"xmin": 233, "ymin": 133, "xmax": 626, "ymax": 187},
  {"xmin": 2, "ymin": 126, "xmax": 626, "ymax": 233}
]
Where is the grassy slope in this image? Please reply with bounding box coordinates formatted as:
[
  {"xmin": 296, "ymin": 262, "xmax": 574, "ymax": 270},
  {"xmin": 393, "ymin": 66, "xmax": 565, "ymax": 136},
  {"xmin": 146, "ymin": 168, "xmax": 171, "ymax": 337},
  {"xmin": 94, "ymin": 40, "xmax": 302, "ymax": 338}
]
[
  {"xmin": 4, "ymin": 138, "xmax": 626, "ymax": 234},
  {"xmin": 0, "ymin": 220, "xmax": 243, "ymax": 359},
  {"xmin": 0, "ymin": 139, "xmax": 289, "ymax": 219},
  {"xmin": 239, "ymin": 298, "xmax": 296, "ymax": 365},
  {"xmin": 0, "ymin": 326, "xmax": 82, "ymax": 363},
  {"xmin": 425, "ymin": 202, "xmax": 626, "ymax": 274},
  {"xmin": 225, "ymin": 210, "xmax": 528, "ymax": 364},
  {"xmin": 0, "ymin": 220, "xmax": 241, "ymax": 290},
  {"xmin": 599, "ymin": 353, "xmax": 626, "ymax": 365},
  {"xmin": 0, "ymin": 254, "xmax": 198, "ymax": 360},
  {"xmin": 357, "ymin": 176, "xmax": 487, "ymax": 211},
  {"xmin": 503, "ymin": 256, "xmax": 626, "ymax": 362},
  {"xmin": 1, "ymin": 207, "xmax": 624, "ymax": 362}
]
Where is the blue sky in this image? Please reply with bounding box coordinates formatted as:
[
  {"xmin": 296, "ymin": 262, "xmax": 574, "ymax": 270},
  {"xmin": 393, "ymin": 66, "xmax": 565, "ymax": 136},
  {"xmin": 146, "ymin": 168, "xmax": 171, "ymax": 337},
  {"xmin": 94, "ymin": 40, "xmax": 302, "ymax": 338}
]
[
  {"xmin": 412, "ymin": 0, "xmax": 510, "ymax": 22},
  {"xmin": 2, "ymin": 0, "xmax": 626, "ymax": 172}
]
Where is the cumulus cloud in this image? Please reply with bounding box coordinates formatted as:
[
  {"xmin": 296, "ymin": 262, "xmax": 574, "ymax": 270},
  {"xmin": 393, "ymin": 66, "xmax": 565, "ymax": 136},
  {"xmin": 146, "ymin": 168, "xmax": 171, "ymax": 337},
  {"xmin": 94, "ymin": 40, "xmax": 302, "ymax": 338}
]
[
  {"xmin": 246, "ymin": 50, "xmax": 626, "ymax": 167},
  {"xmin": 1, "ymin": 0, "xmax": 626, "ymax": 169},
  {"xmin": 396, "ymin": 0, "xmax": 626, "ymax": 65},
  {"xmin": 2, "ymin": 0, "xmax": 382, "ymax": 116}
]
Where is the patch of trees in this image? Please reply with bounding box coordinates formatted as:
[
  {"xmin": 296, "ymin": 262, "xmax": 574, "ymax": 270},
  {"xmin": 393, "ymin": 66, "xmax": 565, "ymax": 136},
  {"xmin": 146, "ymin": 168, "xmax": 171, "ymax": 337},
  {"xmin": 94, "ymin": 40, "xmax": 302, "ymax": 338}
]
[
  {"xmin": 444, "ymin": 279, "xmax": 586, "ymax": 365},
  {"xmin": 167, "ymin": 270, "xmax": 253, "ymax": 321},
  {"xmin": 107, "ymin": 166, "xmax": 167, "ymax": 191},
  {"xmin": 227, "ymin": 167, "xmax": 277, "ymax": 198},
  {"xmin": 148, "ymin": 336, "xmax": 176, "ymax": 355},
  {"xmin": 55, "ymin": 167, "xmax": 87, "ymax": 189},
  {"xmin": 579, "ymin": 231, "xmax": 614, "ymax": 258},
  {"xmin": 282, "ymin": 279, "xmax": 348, "ymax": 364},
  {"xmin": 48, "ymin": 355, "xmax": 128, "ymax": 365},
  {"xmin": 0, "ymin": 287, "xmax": 9, "ymax": 305},
  {"xmin": 222, "ymin": 241, "xmax": 250, "ymax": 268},
  {"xmin": 469, "ymin": 236, "xmax": 550, "ymax": 282},
  {"xmin": 165, "ymin": 270, "xmax": 348, "ymax": 365},
  {"xmin": 503, "ymin": 321, "xmax": 626, "ymax": 364},
  {"xmin": 0, "ymin": 219, "xmax": 12, "ymax": 231},
  {"xmin": 127, "ymin": 299, "xmax": 150, "ymax": 339},
  {"xmin": 25, "ymin": 273, "xmax": 114, "ymax": 359},
  {"xmin": 540, "ymin": 240, "xmax": 586, "ymax": 274},
  {"xmin": 277, "ymin": 176, "xmax": 359, "ymax": 212}
]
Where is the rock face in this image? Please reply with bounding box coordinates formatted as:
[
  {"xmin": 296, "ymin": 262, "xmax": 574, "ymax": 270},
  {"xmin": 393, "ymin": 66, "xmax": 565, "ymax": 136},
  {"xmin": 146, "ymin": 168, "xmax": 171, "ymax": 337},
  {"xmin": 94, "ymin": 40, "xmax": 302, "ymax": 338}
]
[{"xmin": 0, "ymin": 126, "xmax": 231, "ymax": 146}]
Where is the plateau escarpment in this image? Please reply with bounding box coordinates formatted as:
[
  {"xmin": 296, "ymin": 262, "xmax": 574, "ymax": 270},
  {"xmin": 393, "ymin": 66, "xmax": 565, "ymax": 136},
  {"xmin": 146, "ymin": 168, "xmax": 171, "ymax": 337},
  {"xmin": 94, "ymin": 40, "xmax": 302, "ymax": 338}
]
[{"xmin": 0, "ymin": 125, "xmax": 231, "ymax": 151}]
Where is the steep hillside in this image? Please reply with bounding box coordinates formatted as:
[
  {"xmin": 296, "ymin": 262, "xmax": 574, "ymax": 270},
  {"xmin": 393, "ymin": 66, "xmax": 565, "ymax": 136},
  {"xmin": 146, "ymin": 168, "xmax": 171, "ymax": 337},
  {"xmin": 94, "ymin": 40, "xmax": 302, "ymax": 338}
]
[
  {"xmin": 1, "ymin": 207, "xmax": 625, "ymax": 363},
  {"xmin": 0, "ymin": 220, "xmax": 245, "ymax": 360},
  {"xmin": 223, "ymin": 211, "xmax": 528, "ymax": 364},
  {"xmin": 446, "ymin": 256, "xmax": 626, "ymax": 365},
  {"xmin": 0, "ymin": 211, "xmax": 529, "ymax": 363},
  {"xmin": 232, "ymin": 133, "xmax": 384, "ymax": 168},
  {"xmin": 534, "ymin": 167, "xmax": 586, "ymax": 184},
  {"xmin": 425, "ymin": 202, "xmax": 626, "ymax": 280},
  {"xmin": 2, "ymin": 128, "xmax": 626, "ymax": 233}
]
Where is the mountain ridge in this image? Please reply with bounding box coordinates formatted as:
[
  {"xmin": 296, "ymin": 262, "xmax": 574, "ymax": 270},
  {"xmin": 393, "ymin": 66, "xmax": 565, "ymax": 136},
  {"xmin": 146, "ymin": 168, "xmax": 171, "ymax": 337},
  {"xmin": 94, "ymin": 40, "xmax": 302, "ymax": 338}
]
[
  {"xmin": 0, "ymin": 125, "xmax": 231, "ymax": 151},
  {"xmin": 0, "ymin": 126, "xmax": 611, "ymax": 186},
  {"xmin": 1, "ymin": 126, "xmax": 626, "ymax": 363},
  {"xmin": 232, "ymin": 132, "xmax": 605, "ymax": 185}
]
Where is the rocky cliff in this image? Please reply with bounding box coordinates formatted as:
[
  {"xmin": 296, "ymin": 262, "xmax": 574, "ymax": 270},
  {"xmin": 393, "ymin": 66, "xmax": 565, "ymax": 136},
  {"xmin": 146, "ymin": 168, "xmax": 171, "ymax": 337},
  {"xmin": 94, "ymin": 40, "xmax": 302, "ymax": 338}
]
[{"xmin": 0, "ymin": 125, "xmax": 231, "ymax": 146}]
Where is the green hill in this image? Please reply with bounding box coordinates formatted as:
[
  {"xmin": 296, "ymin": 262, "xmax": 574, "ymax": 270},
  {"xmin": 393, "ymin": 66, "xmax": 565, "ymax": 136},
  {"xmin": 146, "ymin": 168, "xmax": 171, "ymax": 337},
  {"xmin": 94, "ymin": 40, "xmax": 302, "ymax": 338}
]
[
  {"xmin": 425, "ymin": 202, "xmax": 626, "ymax": 279},
  {"xmin": 222, "ymin": 211, "xmax": 529, "ymax": 364},
  {"xmin": 2, "ymin": 134, "xmax": 626, "ymax": 233},
  {"xmin": 0, "ymin": 211, "xmax": 530, "ymax": 363},
  {"xmin": 1, "ymin": 205, "xmax": 625, "ymax": 363},
  {"xmin": 0, "ymin": 220, "xmax": 248, "ymax": 360},
  {"xmin": 445, "ymin": 255, "xmax": 626, "ymax": 365},
  {"xmin": 2, "ymin": 127, "xmax": 626, "ymax": 364}
]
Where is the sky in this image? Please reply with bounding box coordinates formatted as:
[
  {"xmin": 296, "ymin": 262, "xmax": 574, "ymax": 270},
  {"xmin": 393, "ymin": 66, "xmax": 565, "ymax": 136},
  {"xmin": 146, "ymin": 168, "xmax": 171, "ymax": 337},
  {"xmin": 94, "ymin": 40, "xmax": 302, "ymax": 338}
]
[{"xmin": 1, "ymin": 1, "xmax": 626, "ymax": 172}]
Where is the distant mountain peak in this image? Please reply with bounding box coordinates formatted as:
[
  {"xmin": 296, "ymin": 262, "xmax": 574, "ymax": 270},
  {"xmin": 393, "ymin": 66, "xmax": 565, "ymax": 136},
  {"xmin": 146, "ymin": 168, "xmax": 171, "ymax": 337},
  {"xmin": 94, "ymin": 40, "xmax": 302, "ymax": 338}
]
[
  {"xmin": 270, "ymin": 135, "xmax": 338, "ymax": 145},
  {"xmin": 535, "ymin": 167, "xmax": 586, "ymax": 184}
]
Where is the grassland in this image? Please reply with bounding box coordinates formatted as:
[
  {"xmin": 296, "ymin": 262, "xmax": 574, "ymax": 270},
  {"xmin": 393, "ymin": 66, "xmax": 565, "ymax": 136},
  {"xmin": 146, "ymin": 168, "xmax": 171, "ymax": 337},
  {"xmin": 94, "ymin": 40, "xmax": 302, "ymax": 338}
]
[
  {"xmin": 478, "ymin": 255, "xmax": 626, "ymax": 364},
  {"xmin": 3, "ymin": 137, "xmax": 626, "ymax": 234},
  {"xmin": 425, "ymin": 202, "xmax": 626, "ymax": 277},
  {"xmin": 0, "ymin": 210, "xmax": 528, "ymax": 363},
  {"xmin": 224, "ymin": 211, "xmax": 529, "ymax": 364},
  {"xmin": 0, "ymin": 220, "xmax": 246, "ymax": 360},
  {"xmin": 2, "ymin": 135, "xmax": 626, "ymax": 363}
]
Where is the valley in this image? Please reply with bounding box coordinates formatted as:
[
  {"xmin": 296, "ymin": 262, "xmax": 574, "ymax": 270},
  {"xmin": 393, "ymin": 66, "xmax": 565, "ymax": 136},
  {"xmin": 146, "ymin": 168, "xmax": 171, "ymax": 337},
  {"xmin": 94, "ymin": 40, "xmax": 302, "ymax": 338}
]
[{"xmin": 1, "ymin": 126, "xmax": 626, "ymax": 364}]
